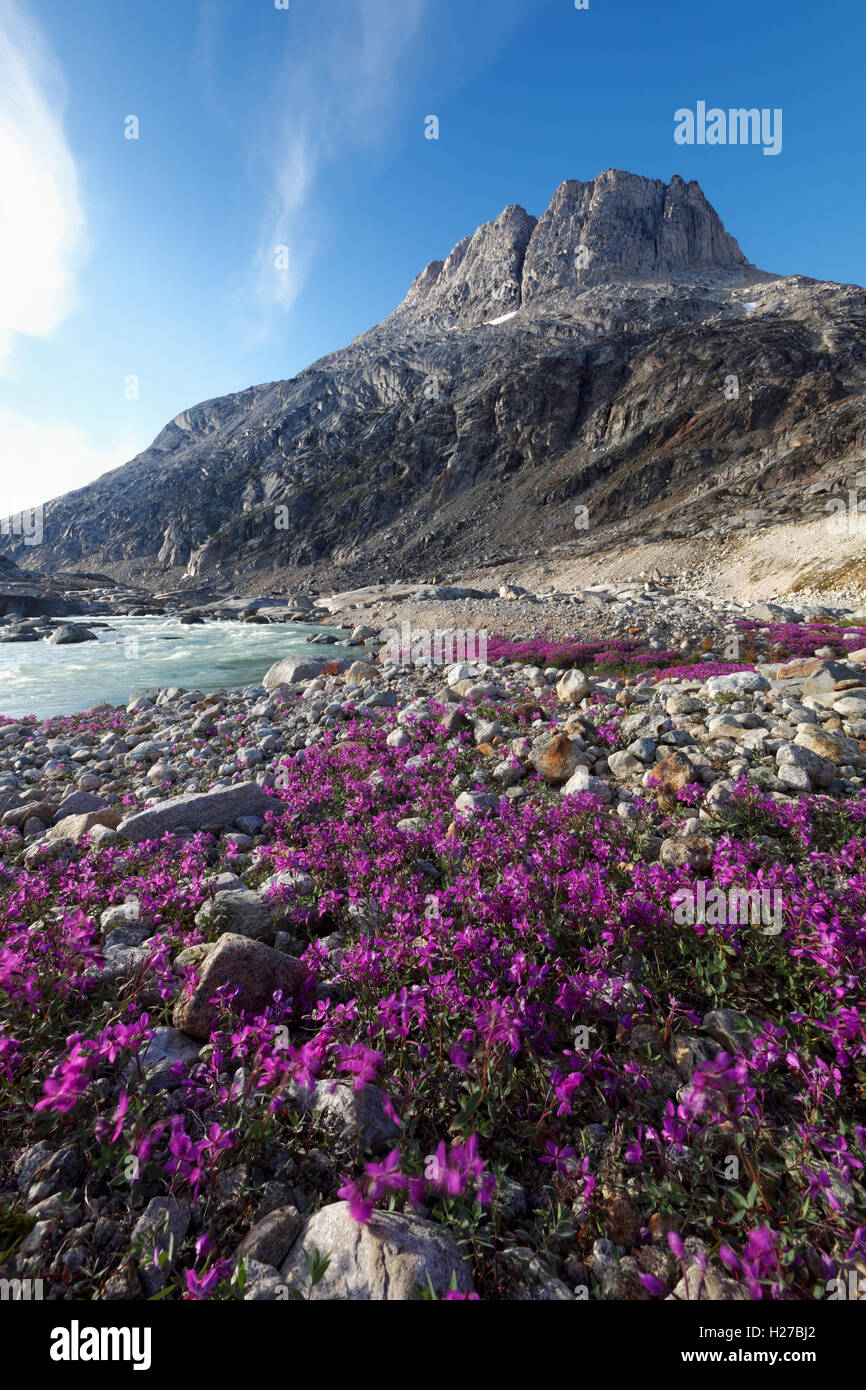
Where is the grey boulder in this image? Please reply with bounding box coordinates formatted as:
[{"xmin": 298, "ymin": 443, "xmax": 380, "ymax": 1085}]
[
  {"xmin": 295, "ymin": 1080, "xmax": 400, "ymax": 1155},
  {"xmin": 45, "ymin": 625, "xmax": 98, "ymax": 646},
  {"xmin": 704, "ymin": 671, "xmax": 770, "ymax": 697},
  {"xmin": 263, "ymin": 656, "xmax": 327, "ymax": 689},
  {"xmin": 279, "ymin": 1202, "xmax": 474, "ymax": 1300},
  {"xmin": 139, "ymin": 1026, "xmax": 202, "ymax": 1090},
  {"xmin": 195, "ymin": 889, "xmax": 275, "ymax": 943},
  {"xmin": 118, "ymin": 782, "xmax": 274, "ymax": 842},
  {"xmin": 775, "ymin": 741, "xmax": 836, "ymax": 789},
  {"xmin": 173, "ymin": 933, "xmax": 307, "ymax": 1040}
]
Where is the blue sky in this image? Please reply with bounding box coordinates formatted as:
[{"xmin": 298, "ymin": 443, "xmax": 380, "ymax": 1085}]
[{"xmin": 1, "ymin": 0, "xmax": 864, "ymax": 516}]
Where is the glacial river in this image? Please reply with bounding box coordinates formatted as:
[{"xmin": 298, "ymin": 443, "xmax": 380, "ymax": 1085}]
[{"xmin": 0, "ymin": 615, "xmax": 353, "ymax": 720}]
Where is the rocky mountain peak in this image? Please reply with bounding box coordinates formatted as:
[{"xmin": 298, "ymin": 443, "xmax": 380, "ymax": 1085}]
[
  {"xmin": 397, "ymin": 170, "xmax": 757, "ymax": 328},
  {"xmin": 401, "ymin": 203, "xmax": 538, "ymax": 327},
  {"xmin": 523, "ymin": 169, "xmax": 754, "ymax": 299}
]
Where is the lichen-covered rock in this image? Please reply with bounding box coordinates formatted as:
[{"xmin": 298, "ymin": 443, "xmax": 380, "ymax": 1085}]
[
  {"xmin": 702, "ymin": 1008, "xmax": 760, "ymax": 1053},
  {"xmin": 667, "ymin": 1263, "xmax": 749, "ymax": 1301},
  {"xmin": 776, "ymin": 741, "xmax": 836, "ymax": 789},
  {"xmin": 236, "ymin": 1207, "xmax": 303, "ymax": 1268},
  {"xmin": 279, "ymin": 1201, "xmax": 474, "ymax": 1300},
  {"xmin": 195, "ymin": 889, "xmax": 274, "ymax": 943},
  {"xmin": 47, "ymin": 809, "xmax": 122, "ymax": 843},
  {"xmin": 529, "ymin": 733, "xmax": 589, "ymax": 784},
  {"xmin": 647, "ymin": 751, "xmax": 695, "ymax": 798},
  {"xmin": 173, "ymin": 933, "xmax": 307, "ymax": 1040},
  {"xmin": 795, "ymin": 725, "xmax": 862, "ymax": 765},
  {"xmin": 703, "ymin": 671, "xmax": 769, "ymax": 697}
]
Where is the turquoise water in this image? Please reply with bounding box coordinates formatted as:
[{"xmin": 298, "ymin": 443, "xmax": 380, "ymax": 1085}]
[{"xmin": 0, "ymin": 615, "xmax": 352, "ymax": 720}]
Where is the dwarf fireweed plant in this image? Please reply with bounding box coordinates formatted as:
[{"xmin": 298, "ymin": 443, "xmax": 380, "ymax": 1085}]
[
  {"xmin": 737, "ymin": 619, "xmax": 866, "ymax": 661},
  {"xmin": 487, "ymin": 634, "xmax": 684, "ymax": 675},
  {"xmin": 1, "ymin": 689, "xmax": 865, "ymax": 1299}
]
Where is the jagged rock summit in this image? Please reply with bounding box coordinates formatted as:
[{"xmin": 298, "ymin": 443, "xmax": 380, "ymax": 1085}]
[
  {"xmin": 10, "ymin": 170, "xmax": 865, "ymax": 589},
  {"xmin": 398, "ymin": 171, "xmax": 758, "ymax": 328}
]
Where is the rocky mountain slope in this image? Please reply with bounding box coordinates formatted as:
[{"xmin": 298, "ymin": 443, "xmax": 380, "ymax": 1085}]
[{"xmin": 12, "ymin": 169, "xmax": 866, "ymax": 592}]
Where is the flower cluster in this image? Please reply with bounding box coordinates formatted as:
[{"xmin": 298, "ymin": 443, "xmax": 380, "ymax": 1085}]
[{"xmin": 2, "ymin": 676, "xmax": 865, "ymax": 1300}]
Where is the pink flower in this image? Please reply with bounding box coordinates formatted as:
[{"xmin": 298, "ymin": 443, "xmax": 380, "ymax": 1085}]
[
  {"xmin": 338, "ymin": 1178, "xmax": 375, "ymax": 1225},
  {"xmin": 109, "ymin": 1092, "xmax": 129, "ymax": 1143}
]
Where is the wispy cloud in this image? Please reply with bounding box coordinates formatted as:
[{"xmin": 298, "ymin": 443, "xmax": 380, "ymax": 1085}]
[
  {"xmin": 234, "ymin": 0, "xmax": 539, "ymax": 341},
  {"xmin": 0, "ymin": 0, "xmax": 86, "ymax": 371},
  {"xmin": 242, "ymin": 0, "xmax": 432, "ymax": 335}
]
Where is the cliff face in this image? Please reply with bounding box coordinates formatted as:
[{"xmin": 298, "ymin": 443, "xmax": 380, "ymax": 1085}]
[
  {"xmin": 400, "ymin": 171, "xmax": 754, "ymax": 328},
  {"xmin": 12, "ymin": 171, "xmax": 866, "ymax": 589},
  {"xmin": 522, "ymin": 171, "xmax": 753, "ymax": 295},
  {"xmin": 399, "ymin": 203, "xmax": 538, "ymax": 326}
]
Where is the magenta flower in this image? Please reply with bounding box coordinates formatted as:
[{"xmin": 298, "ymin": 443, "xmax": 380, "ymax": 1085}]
[
  {"xmin": 639, "ymin": 1273, "xmax": 667, "ymax": 1298},
  {"xmin": 109, "ymin": 1092, "xmax": 129, "ymax": 1143},
  {"xmin": 338, "ymin": 1177, "xmax": 375, "ymax": 1225},
  {"xmin": 539, "ymin": 1141, "xmax": 576, "ymax": 1177},
  {"xmin": 365, "ymin": 1150, "xmax": 405, "ymax": 1199}
]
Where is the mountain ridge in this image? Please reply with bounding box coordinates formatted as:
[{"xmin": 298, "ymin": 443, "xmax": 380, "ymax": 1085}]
[
  {"xmin": 395, "ymin": 170, "xmax": 763, "ymax": 331},
  {"xmin": 10, "ymin": 170, "xmax": 866, "ymax": 591}
]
